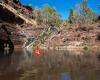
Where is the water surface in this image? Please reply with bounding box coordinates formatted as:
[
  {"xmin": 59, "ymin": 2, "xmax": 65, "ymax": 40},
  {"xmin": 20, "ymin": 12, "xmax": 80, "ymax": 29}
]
[{"xmin": 0, "ymin": 48, "xmax": 100, "ymax": 80}]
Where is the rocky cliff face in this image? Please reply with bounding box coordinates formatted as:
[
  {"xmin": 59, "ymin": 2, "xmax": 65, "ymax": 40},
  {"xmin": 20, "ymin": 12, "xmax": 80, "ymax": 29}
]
[
  {"xmin": 0, "ymin": 0, "xmax": 36, "ymax": 47},
  {"xmin": 43, "ymin": 23, "xmax": 100, "ymax": 47},
  {"xmin": 0, "ymin": 0, "xmax": 100, "ymax": 51}
]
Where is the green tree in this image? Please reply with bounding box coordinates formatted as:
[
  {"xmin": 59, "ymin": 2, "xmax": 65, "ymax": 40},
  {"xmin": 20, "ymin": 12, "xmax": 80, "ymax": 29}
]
[
  {"xmin": 33, "ymin": 7, "xmax": 43, "ymax": 25},
  {"xmin": 33, "ymin": 4, "xmax": 62, "ymax": 26},
  {"xmin": 68, "ymin": 8, "xmax": 74, "ymax": 23},
  {"xmin": 43, "ymin": 4, "xmax": 61, "ymax": 27},
  {"xmin": 43, "ymin": 4, "xmax": 51, "ymax": 25},
  {"xmin": 80, "ymin": 0, "xmax": 97, "ymax": 22}
]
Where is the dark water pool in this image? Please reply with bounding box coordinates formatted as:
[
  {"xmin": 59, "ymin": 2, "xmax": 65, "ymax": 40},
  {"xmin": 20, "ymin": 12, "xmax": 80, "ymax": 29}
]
[{"xmin": 0, "ymin": 49, "xmax": 100, "ymax": 80}]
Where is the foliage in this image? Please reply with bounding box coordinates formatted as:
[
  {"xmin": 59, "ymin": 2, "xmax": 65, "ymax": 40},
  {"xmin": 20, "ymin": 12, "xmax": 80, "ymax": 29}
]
[
  {"xmin": 68, "ymin": 8, "xmax": 80, "ymax": 24},
  {"xmin": 68, "ymin": 0, "xmax": 97, "ymax": 24},
  {"xmin": 33, "ymin": 0, "xmax": 98, "ymax": 26},
  {"xmin": 79, "ymin": 0, "xmax": 97, "ymax": 22},
  {"xmin": 33, "ymin": 7, "xmax": 43, "ymax": 25},
  {"xmin": 43, "ymin": 4, "xmax": 61, "ymax": 27},
  {"xmin": 33, "ymin": 4, "xmax": 61, "ymax": 26},
  {"xmin": 68, "ymin": 8, "xmax": 74, "ymax": 23}
]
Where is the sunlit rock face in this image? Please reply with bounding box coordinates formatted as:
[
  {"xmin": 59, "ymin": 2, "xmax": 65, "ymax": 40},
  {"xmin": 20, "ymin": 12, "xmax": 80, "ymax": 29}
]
[{"xmin": 0, "ymin": 5, "xmax": 24, "ymax": 24}]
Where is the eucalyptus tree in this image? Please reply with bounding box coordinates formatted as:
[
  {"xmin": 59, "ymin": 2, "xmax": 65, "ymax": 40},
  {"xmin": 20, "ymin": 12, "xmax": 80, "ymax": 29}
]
[
  {"xmin": 68, "ymin": 8, "xmax": 74, "ymax": 23},
  {"xmin": 33, "ymin": 7, "xmax": 43, "ymax": 25},
  {"xmin": 43, "ymin": 4, "xmax": 61, "ymax": 27},
  {"xmin": 79, "ymin": 0, "xmax": 97, "ymax": 23}
]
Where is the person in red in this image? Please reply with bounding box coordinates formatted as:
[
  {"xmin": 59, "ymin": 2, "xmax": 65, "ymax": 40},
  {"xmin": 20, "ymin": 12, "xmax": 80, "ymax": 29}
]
[{"xmin": 33, "ymin": 46, "xmax": 44, "ymax": 57}]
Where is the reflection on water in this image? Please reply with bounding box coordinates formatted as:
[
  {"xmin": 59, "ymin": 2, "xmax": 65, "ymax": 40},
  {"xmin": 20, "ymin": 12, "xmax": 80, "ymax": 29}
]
[
  {"xmin": 60, "ymin": 72, "xmax": 71, "ymax": 80},
  {"xmin": 0, "ymin": 48, "xmax": 100, "ymax": 80}
]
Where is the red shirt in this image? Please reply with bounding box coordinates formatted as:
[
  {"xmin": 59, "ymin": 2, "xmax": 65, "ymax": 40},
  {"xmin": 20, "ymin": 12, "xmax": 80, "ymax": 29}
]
[{"xmin": 33, "ymin": 46, "xmax": 44, "ymax": 57}]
